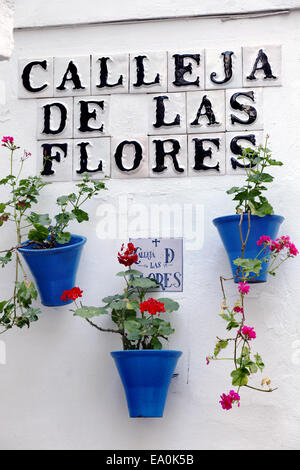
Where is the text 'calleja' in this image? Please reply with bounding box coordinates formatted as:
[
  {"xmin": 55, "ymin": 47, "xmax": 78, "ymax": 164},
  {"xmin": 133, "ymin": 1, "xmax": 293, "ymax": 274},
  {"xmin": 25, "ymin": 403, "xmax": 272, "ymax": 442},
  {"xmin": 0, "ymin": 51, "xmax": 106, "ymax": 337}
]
[{"xmin": 18, "ymin": 46, "xmax": 282, "ymax": 181}]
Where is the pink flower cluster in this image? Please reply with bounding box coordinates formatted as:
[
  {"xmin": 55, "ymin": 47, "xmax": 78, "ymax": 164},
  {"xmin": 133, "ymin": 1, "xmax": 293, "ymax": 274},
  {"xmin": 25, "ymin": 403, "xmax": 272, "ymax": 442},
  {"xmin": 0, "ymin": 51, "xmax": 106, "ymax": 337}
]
[
  {"xmin": 1, "ymin": 136, "xmax": 14, "ymax": 147},
  {"xmin": 219, "ymin": 390, "xmax": 240, "ymax": 410},
  {"xmin": 257, "ymin": 235, "xmax": 298, "ymax": 257},
  {"xmin": 238, "ymin": 282, "xmax": 250, "ymax": 294},
  {"xmin": 241, "ymin": 325, "xmax": 256, "ymax": 341}
]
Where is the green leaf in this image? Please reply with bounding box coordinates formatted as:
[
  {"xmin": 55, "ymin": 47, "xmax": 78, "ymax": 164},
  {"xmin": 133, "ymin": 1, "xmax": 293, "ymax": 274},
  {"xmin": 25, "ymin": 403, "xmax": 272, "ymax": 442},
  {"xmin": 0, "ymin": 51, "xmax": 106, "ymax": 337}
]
[
  {"xmin": 150, "ymin": 337, "xmax": 163, "ymax": 350},
  {"xmin": 16, "ymin": 281, "xmax": 38, "ymax": 308},
  {"xmin": 157, "ymin": 298, "xmax": 179, "ymax": 312},
  {"xmin": 231, "ymin": 368, "xmax": 250, "ymax": 386},
  {"xmin": 55, "ymin": 212, "xmax": 74, "ymax": 225},
  {"xmin": 72, "ymin": 208, "xmax": 89, "ymax": 223},
  {"xmin": 116, "ymin": 269, "xmax": 143, "ymax": 277},
  {"xmin": 0, "ymin": 301, "xmax": 7, "ymax": 313},
  {"xmin": 214, "ymin": 340, "xmax": 228, "ymax": 357},
  {"xmin": 28, "ymin": 224, "xmax": 49, "ymax": 243},
  {"xmin": 56, "ymin": 231, "xmax": 71, "ymax": 245},
  {"xmin": 0, "ymin": 203, "xmax": 6, "ymax": 213},
  {"xmin": 28, "ymin": 212, "xmax": 51, "ymax": 226},
  {"xmin": 233, "ymin": 257, "xmax": 262, "ymax": 276},
  {"xmin": 254, "ymin": 353, "xmax": 265, "ymax": 372},
  {"xmin": 102, "ymin": 294, "xmax": 123, "ymax": 304},
  {"xmin": 130, "ymin": 277, "xmax": 158, "ymax": 289},
  {"xmin": 74, "ymin": 306, "xmax": 108, "ymax": 319},
  {"xmin": 124, "ymin": 319, "xmax": 141, "ymax": 333},
  {"xmin": 0, "ymin": 251, "xmax": 12, "ymax": 268},
  {"xmin": 56, "ymin": 195, "xmax": 69, "ymax": 206},
  {"xmin": 109, "ymin": 299, "xmax": 128, "ymax": 310}
]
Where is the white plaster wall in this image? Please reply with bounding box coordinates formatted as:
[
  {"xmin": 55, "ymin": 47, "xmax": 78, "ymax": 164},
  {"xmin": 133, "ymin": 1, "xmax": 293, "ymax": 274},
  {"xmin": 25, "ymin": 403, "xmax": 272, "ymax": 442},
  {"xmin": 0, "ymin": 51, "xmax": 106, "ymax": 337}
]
[
  {"xmin": 0, "ymin": 0, "xmax": 14, "ymax": 60},
  {"xmin": 0, "ymin": 3, "xmax": 300, "ymax": 450}
]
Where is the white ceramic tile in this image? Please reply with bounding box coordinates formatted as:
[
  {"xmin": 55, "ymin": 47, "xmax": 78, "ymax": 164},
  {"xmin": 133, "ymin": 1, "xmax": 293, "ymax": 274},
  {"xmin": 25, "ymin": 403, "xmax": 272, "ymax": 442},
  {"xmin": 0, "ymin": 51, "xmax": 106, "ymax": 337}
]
[
  {"xmin": 36, "ymin": 97, "xmax": 73, "ymax": 140},
  {"xmin": 73, "ymin": 95, "xmax": 110, "ymax": 138},
  {"xmin": 54, "ymin": 56, "xmax": 91, "ymax": 97},
  {"xmin": 73, "ymin": 138, "xmax": 111, "ymax": 180},
  {"xmin": 205, "ymin": 48, "xmax": 242, "ymax": 90},
  {"xmin": 226, "ymin": 88, "xmax": 263, "ymax": 132},
  {"xmin": 111, "ymin": 137, "xmax": 148, "ymax": 178},
  {"xmin": 37, "ymin": 139, "xmax": 73, "ymax": 182},
  {"xmin": 226, "ymin": 131, "xmax": 264, "ymax": 175},
  {"xmin": 243, "ymin": 46, "xmax": 282, "ymax": 87},
  {"xmin": 188, "ymin": 133, "xmax": 225, "ymax": 176},
  {"xmin": 149, "ymin": 134, "xmax": 188, "ymax": 178},
  {"xmin": 186, "ymin": 90, "xmax": 225, "ymax": 134},
  {"xmin": 18, "ymin": 58, "xmax": 54, "ymax": 98},
  {"xmin": 168, "ymin": 51, "xmax": 205, "ymax": 92},
  {"xmin": 130, "ymin": 51, "xmax": 167, "ymax": 93},
  {"xmin": 148, "ymin": 92, "xmax": 186, "ymax": 135},
  {"xmin": 91, "ymin": 54, "xmax": 129, "ymax": 95}
]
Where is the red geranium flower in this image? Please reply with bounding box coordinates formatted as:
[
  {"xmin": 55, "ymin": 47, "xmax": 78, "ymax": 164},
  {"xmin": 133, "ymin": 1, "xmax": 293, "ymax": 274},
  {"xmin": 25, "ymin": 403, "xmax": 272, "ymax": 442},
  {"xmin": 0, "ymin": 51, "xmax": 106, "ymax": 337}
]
[
  {"xmin": 118, "ymin": 242, "xmax": 138, "ymax": 266},
  {"xmin": 139, "ymin": 298, "xmax": 166, "ymax": 316},
  {"xmin": 61, "ymin": 287, "xmax": 83, "ymax": 302}
]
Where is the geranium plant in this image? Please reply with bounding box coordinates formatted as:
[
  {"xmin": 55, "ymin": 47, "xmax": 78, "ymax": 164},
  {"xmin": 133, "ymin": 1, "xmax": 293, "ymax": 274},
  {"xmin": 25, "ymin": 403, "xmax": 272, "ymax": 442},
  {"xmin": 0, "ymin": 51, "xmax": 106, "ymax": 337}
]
[
  {"xmin": 64, "ymin": 242, "xmax": 180, "ymax": 350},
  {"xmin": 207, "ymin": 212, "xmax": 298, "ymax": 410},
  {"xmin": 227, "ymin": 137, "xmax": 283, "ymax": 216},
  {"xmin": 0, "ymin": 136, "xmax": 107, "ymax": 328}
]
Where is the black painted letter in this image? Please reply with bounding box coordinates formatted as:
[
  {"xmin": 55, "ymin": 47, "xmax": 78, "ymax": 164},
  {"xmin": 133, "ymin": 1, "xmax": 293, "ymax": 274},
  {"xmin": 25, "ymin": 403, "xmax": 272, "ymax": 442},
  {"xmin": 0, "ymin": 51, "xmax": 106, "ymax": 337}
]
[
  {"xmin": 41, "ymin": 143, "xmax": 68, "ymax": 176},
  {"xmin": 247, "ymin": 49, "xmax": 277, "ymax": 81},
  {"xmin": 230, "ymin": 134, "xmax": 257, "ymax": 169},
  {"xmin": 190, "ymin": 95, "xmax": 219, "ymax": 127},
  {"xmin": 153, "ymin": 96, "xmax": 180, "ymax": 129},
  {"xmin": 210, "ymin": 51, "xmax": 234, "ymax": 84},
  {"xmin": 114, "ymin": 141, "xmax": 143, "ymax": 172},
  {"xmin": 133, "ymin": 56, "xmax": 160, "ymax": 88},
  {"xmin": 22, "ymin": 60, "xmax": 48, "ymax": 93},
  {"xmin": 56, "ymin": 61, "xmax": 85, "ymax": 91},
  {"xmin": 42, "ymin": 103, "xmax": 67, "ymax": 135},
  {"xmin": 76, "ymin": 142, "xmax": 103, "ymax": 174},
  {"xmin": 97, "ymin": 57, "xmax": 123, "ymax": 89},
  {"xmin": 230, "ymin": 91, "xmax": 257, "ymax": 126},
  {"xmin": 79, "ymin": 100, "xmax": 104, "ymax": 133},
  {"xmin": 192, "ymin": 138, "xmax": 220, "ymax": 171},
  {"xmin": 152, "ymin": 139, "xmax": 184, "ymax": 173},
  {"xmin": 172, "ymin": 54, "xmax": 200, "ymax": 87}
]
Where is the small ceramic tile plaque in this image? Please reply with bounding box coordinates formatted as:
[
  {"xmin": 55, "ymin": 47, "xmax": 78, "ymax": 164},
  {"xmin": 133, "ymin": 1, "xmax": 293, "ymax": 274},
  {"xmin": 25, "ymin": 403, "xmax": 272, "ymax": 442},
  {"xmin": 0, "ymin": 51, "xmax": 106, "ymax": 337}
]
[
  {"xmin": 243, "ymin": 46, "xmax": 282, "ymax": 87},
  {"xmin": 111, "ymin": 136, "xmax": 148, "ymax": 178},
  {"xmin": 37, "ymin": 139, "xmax": 73, "ymax": 182},
  {"xmin": 73, "ymin": 95, "xmax": 110, "ymax": 138},
  {"xmin": 148, "ymin": 92, "xmax": 186, "ymax": 135},
  {"xmin": 226, "ymin": 131, "xmax": 264, "ymax": 175},
  {"xmin": 188, "ymin": 132, "xmax": 226, "ymax": 176},
  {"xmin": 205, "ymin": 48, "xmax": 243, "ymax": 90},
  {"xmin": 91, "ymin": 54, "xmax": 129, "ymax": 95},
  {"xmin": 18, "ymin": 58, "xmax": 54, "ymax": 98},
  {"xmin": 54, "ymin": 56, "xmax": 91, "ymax": 97},
  {"xmin": 73, "ymin": 137, "xmax": 111, "ymax": 180},
  {"xmin": 168, "ymin": 51, "xmax": 205, "ymax": 92},
  {"xmin": 36, "ymin": 97, "xmax": 73, "ymax": 140},
  {"xmin": 149, "ymin": 134, "xmax": 188, "ymax": 178},
  {"xmin": 130, "ymin": 237, "xmax": 183, "ymax": 292},
  {"xmin": 129, "ymin": 51, "xmax": 168, "ymax": 94},
  {"xmin": 186, "ymin": 90, "xmax": 225, "ymax": 134},
  {"xmin": 226, "ymin": 88, "xmax": 263, "ymax": 132}
]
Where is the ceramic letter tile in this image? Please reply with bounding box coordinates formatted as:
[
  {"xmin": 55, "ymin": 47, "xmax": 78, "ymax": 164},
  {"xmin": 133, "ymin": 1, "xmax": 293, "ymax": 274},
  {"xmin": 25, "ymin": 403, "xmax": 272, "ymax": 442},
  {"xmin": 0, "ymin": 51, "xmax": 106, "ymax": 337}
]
[
  {"xmin": 37, "ymin": 139, "xmax": 73, "ymax": 182},
  {"xmin": 111, "ymin": 137, "xmax": 148, "ymax": 179},
  {"xmin": 18, "ymin": 57, "xmax": 54, "ymax": 98},
  {"xmin": 148, "ymin": 93, "xmax": 186, "ymax": 135},
  {"xmin": 188, "ymin": 133, "xmax": 225, "ymax": 176},
  {"xmin": 91, "ymin": 54, "xmax": 129, "ymax": 95},
  {"xmin": 36, "ymin": 97, "xmax": 73, "ymax": 140},
  {"xmin": 186, "ymin": 90, "xmax": 225, "ymax": 134},
  {"xmin": 226, "ymin": 131, "xmax": 264, "ymax": 175},
  {"xmin": 243, "ymin": 46, "xmax": 282, "ymax": 87},
  {"xmin": 226, "ymin": 88, "xmax": 263, "ymax": 132},
  {"xmin": 73, "ymin": 137, "xmax": 111, "ymax": 180},
  {"xmin": 205, "ymin": 48, "xmax": 242, "ymax": 90},
  {"xmin": 129, "ymin": 51, "xmax": 167, "ymax": 94},
  {"xmin": 168, "ymin": 51, "xmax": 205, "ymax": 92},
  {"xmin": 54, "ymin": 56, "xmax": 91, "ymax": 97},
  {"xmin": 149, "ymin": 134, "xmax": 188, "ymax": 178},
  {"xmin": 73, "ymin": 95, "xmax": 110, "ymax": 138}
]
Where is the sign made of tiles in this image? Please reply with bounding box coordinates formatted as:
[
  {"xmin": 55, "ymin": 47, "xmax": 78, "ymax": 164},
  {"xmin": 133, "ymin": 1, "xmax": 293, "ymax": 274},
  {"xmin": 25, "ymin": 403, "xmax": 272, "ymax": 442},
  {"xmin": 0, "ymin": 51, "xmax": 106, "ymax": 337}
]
[{"xmin": 18, "ymin": 46, "xmax": 281, "ymax": 181}]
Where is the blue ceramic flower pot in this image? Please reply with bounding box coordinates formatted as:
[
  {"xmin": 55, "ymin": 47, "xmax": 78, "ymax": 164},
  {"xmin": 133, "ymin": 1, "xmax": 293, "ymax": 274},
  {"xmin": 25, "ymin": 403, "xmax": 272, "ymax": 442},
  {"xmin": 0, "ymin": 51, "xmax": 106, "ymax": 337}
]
[
  {"xmin": 111, "ymin": 350, "xmax": 182, "ymax": 418},
  {"xmin": 213, "ymin": 215, "xmax": 284, "ymax": 283},
  {"xmin": 18, "ymin": 234, "xmax": 87, "ymax": 307}
]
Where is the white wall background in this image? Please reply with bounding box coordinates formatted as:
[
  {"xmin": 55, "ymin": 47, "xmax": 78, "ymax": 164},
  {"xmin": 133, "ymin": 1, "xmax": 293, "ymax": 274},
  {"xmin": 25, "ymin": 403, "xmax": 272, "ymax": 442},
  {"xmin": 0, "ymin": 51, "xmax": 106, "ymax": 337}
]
[{"xmin": 0, "ymin": 0, "xmax": 300, "ymax": 450}]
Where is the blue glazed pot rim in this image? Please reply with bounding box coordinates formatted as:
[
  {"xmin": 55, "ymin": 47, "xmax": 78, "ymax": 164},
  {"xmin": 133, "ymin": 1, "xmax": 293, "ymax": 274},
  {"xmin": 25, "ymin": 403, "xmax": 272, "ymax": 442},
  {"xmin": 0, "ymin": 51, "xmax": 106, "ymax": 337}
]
[
  {"xmin": 111, "ymin": 350, "xmax": 182, "ymax": 358},
  {"xmin": 18, "ymin": 234, "xmax": 87, "ymax": 254},
  {"xmin": 213, "ymin": 214, "xmax": 285, "ymax": 227}
]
